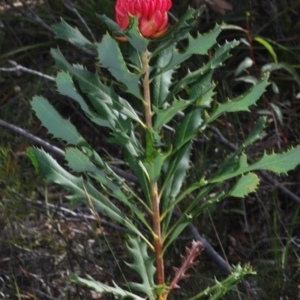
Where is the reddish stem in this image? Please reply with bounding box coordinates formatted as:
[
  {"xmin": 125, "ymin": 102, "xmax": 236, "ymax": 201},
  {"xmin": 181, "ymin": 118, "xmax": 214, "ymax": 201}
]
[{"xmin": 142, "ymin": 50, "xmax": 165, "ymax": 295}]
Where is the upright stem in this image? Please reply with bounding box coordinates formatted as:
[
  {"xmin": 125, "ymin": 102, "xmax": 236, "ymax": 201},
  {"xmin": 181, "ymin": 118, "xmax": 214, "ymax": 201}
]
[{"xmin": 142, "ymin": 50, "xmax": 165, "ymax": 294}]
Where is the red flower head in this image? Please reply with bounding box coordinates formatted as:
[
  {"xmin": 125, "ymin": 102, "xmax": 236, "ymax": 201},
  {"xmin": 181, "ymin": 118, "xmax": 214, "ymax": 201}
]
[{"xmin": 115, "ymin": 0, "xmax": 172, "ymax": 38}]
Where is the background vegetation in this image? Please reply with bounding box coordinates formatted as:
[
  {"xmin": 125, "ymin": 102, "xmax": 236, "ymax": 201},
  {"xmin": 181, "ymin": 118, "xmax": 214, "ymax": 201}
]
[{"xmin": 0, "ymin": 0, "xmax": 300, "ymax": 299}]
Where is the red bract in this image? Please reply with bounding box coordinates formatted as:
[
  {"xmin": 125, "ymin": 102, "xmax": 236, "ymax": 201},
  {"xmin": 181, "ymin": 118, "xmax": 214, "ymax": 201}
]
[{"xmin": 115, "ymin": 0, "xmax": 172, "ymax": 38}]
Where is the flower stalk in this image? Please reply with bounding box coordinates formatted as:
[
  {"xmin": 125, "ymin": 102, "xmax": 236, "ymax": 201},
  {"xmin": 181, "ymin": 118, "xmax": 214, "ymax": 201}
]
[{"xmin": 142, "ymin": 49, "xmax": 165, "ymax": 295}]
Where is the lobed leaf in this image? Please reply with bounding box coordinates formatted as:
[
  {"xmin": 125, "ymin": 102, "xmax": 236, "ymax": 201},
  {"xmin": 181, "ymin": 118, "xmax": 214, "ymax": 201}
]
[
  {"xmin": 207, "ymin": 73, "xmax": 269, "ymax": 123},
  {"xmin": 70, "ymin": 274, "xmax": 144, "ymax": 300},
  {"xmin": 211, "ymin": 145, "xmax": 300, "ymax": 183},
  {"xmin": 97, "ymin": 34, "xmax": 142, "ymax": 99},
  {"xmin": 157, "ymin": 25, "xmax": 222, "ymax": 74},
  {"xmin": 52, "ymin": 19, "xmax": 96, "ymax": 51},
  {"xmin": 55, "ymin": 71, "xmax": 112, "ymax": 128},
  {"xmin": 31, "ymin": 96, "xmax": 81, "ymax": 145},
  {"xmin": 229, "ymin": 173, "xmax": 260, "ymax": 198},
  {"xmin": 125, "ymin": 237, "xmax": 156, "ymax": 300},
  {"xmin": 65, "ymin": 147, "xmax": 152, "ymax": 231},
  {"xmin": 125, "ymin": 16, "xmax": 149, "ymax": 52},
  {"xmin": 153, "ymin": 98, "xmax": 194, "ymax": 130},
  {"xmin": 27, "ymin": 147, "xmax": 149, "ymax": 244},
  {"xmin": 166, "ymin": 40, "xmax": 239, "ymax": 103},
  {"xmin": 188, "ymin": 264, "xmax": 255, "ymax": 300},
  {"xmin": 174, "ymin": 107, "xmax": 204, "ymax": 150},
  {"xmin": 152, "ymin": 48, "xmax": 175, "ymax": 107},
  {"xmin": 52, "ymin": 49, "xmax": 143, "ymax": 130},
  {"xmin": 151, "ymin": 6, "xmax": 205, "ymax": 58}
]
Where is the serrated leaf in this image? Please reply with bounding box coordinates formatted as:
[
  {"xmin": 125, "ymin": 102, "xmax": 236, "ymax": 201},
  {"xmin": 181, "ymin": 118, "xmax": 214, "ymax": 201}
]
[
  {"xmin": 153, "ymin": 98, "xmax": 194, "ymax": 130},
  {"xmin": 97, "ymin": 13, "xmax": 125, "ymax": 36},
  {"xmin": 162, "ymin": 142, "xmax": 192, "ymax": 201},
  {"xmin": 189, "ymin": 71, "xmax": 215, "ymax": 106},
  {"xmin": 126, "ymin": 152, "xmax": 151, "ymax": 207},
  {"xmin": 31, "ymin": 96, "xmax": 81, "ymax": 145},
  {"xmin": 52, "ymin": 49, "xmax": 143, "ymax": 130},
  {"xmin": 161, "ymin": 142, "xmax": 192, "ymax": 236},
  {"xmin": 97, "ymin": 34, "xmax": 142, "ymax": 99},
  {"xmin": 98, "ymin": 14, "xmax": 148, "ymax": 51},
  {"xmin": 207, "ymin": 73, "xmax": 269, "ymax": 123},
  {"xmin": 243, "ymin": 117, "xmax": 267, "ymax": 148},
  {"xmin": 166, "ymin": 40, "xmax": 239, "ymax": 102},
  {"xmin": 163, "ymin": 189, "xmax": 226, "ymax": 252},
  {"xmin": 144, "ymin": 149, "xmax": 171, "ymax": 185},
  {"xmin": 188, "ymin": 264, "xmax": 255, "ymax": 300},
  {"xmin": 70, "ymin": 273, "xmax": 144, "ymax": 300},
  {"xmin": 65, "ymin": 147, "xmax": 98, "ymax": 173},
  {"xmin": 65, "ymin": 147, "xmax": 152, "ymax": 231},
  {"xmin": 229, "ymin": 173, "xmax": 260, "ymax": 198},
  {"xmin": 152, "ymin": 48, "xmax": 174, "ymax": 107},
  {"xmin": 55, "ymin": 71, "xmax": 110, "ymax": 127},
  {"xmin": 151, "ymin": 6, "xmax": 205, "ymax": 58},
  {"xmin": 125, "ymin": 237, "xmax": 156, "ymax": 300},
  {"xmin": 125, "ymin": 16, "xmax": 149, "ymax": 52},
  {"xmin": 174, "ymin": 107, "xmax": 204, "ymax": 150},
  {"xmin": 211, "ymin": 146, "xmax": 300, "ymax": 183},
  {"xmin": 158, "ymin": 25, "xmax": 222, "ymax": 74},
  {"xmin": 27, "ymin": 147, "xmax": 149, "ymax": 244},
  {"xmin": 52, "ymin": 19, "xmax": 96, "ymax": 51}
]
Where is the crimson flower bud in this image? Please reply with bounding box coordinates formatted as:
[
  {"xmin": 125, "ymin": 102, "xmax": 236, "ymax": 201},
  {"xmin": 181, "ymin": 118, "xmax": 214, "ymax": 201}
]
[{"xmin": 115, "ymin": 0, "xmax": 172, "ymax": 38}]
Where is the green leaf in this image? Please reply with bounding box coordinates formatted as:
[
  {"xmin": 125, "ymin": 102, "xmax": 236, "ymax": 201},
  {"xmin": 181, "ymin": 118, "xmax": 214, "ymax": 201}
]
[
  {"xmin": 166, "ymin": 40, "xmax": 239, "ymax": 103},
  {"xmin": 98, "ymin": 14, "xmax": 148, "ymax": 51},
  {"xmin": 151, "ymin": 6, "xmax": 205, "ymax": 58},
  {"xmin": 161, "ymin": 142, "xmax": 192, "ymax": 235},
  {"xmin": 65, "ymin": 147, "xmax": 98, "ymax": 173},
  {"xmin": 65, "ymin": 147, "xmax": 152, "ymax": 231},
  {"xmin": 162, "ymin": 142, "xmax": 192, "ymax": 202},
  {"xmin": 97, "ymin": 34, "xmax": 142, "ymax": 99},
  {"xmin": 125, "ymin": 237, "xmax": 156, "ymax": 300},
  {"xmin": 153, "ymin": 98, "xmax": 194, "ymax": 130},
  {"xmin": 144, "ymin": 150, "xmax": 171, "ymax": 185},
  {"xmin": 229, "ymin": 173, "xmax": 260, "ymax": 198},
  {"xmin": 27, "ymin": 147, "xmax": 149, "ymax": 245},
  {"xmin": 162, "ymin": 217, "xmax": 191, "ymax": 254},
  {"xmin": 188, "ymin": 264, "xmax": 255, "ymax": 300},
  {"xmin": 207, "ymin": 73, "xmax": 270, "ymax": 123},
  {"xmin": 125, "ymin": 16, "xmax": 149, "ymax": 52},
  {"xmin": 243, "ymin": 116, "xmax": 267, "ymax": 148},
  {"xmin": 70, "ymin": 274, "xmax": 145, "ymax": 300},
  {"xmin": 52, "ymin": 19, "xmax": 96, "ymax": 51},
  {"xmin": 158, "ymin": 25, "xmax": 222, "ymax": 74},
  {"xmin": 55, "ymin": 71, "xmax": 111, "ymax": 127},
  {"xmin": 254, "ymin": 36, "xmax": 278, "ymax": 64},
  {"xmin": 163, "ymin": 188, "xmax": 226, "ymax": 252},
  {"xmin": 125, "ymin": 151, "xmax": 151, "ymax": 206},
  {"xmin": 152, "ymin": 49, "xmax": 175, "ymax": 107},
  {"xmin": 97, "ymin": 14, "xmax": 125, "ymax": 36},
  {"xmin": 189, "ymin": 71, "xmax": 215, "ymax": 106},
  {"xmin": 174, "ymin": 107, "xmax": 204, "ymax": 150},
  {"xmin": 52, "ymin": 49, "xmax": 143, "ymax": 130},
  {"xmin": 31, "ymin": 96, "xmax": 81, "ymax": 145},
  {"xmin": 211, "ymin": 146, "xmax": 300, "ymax": 183}
]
